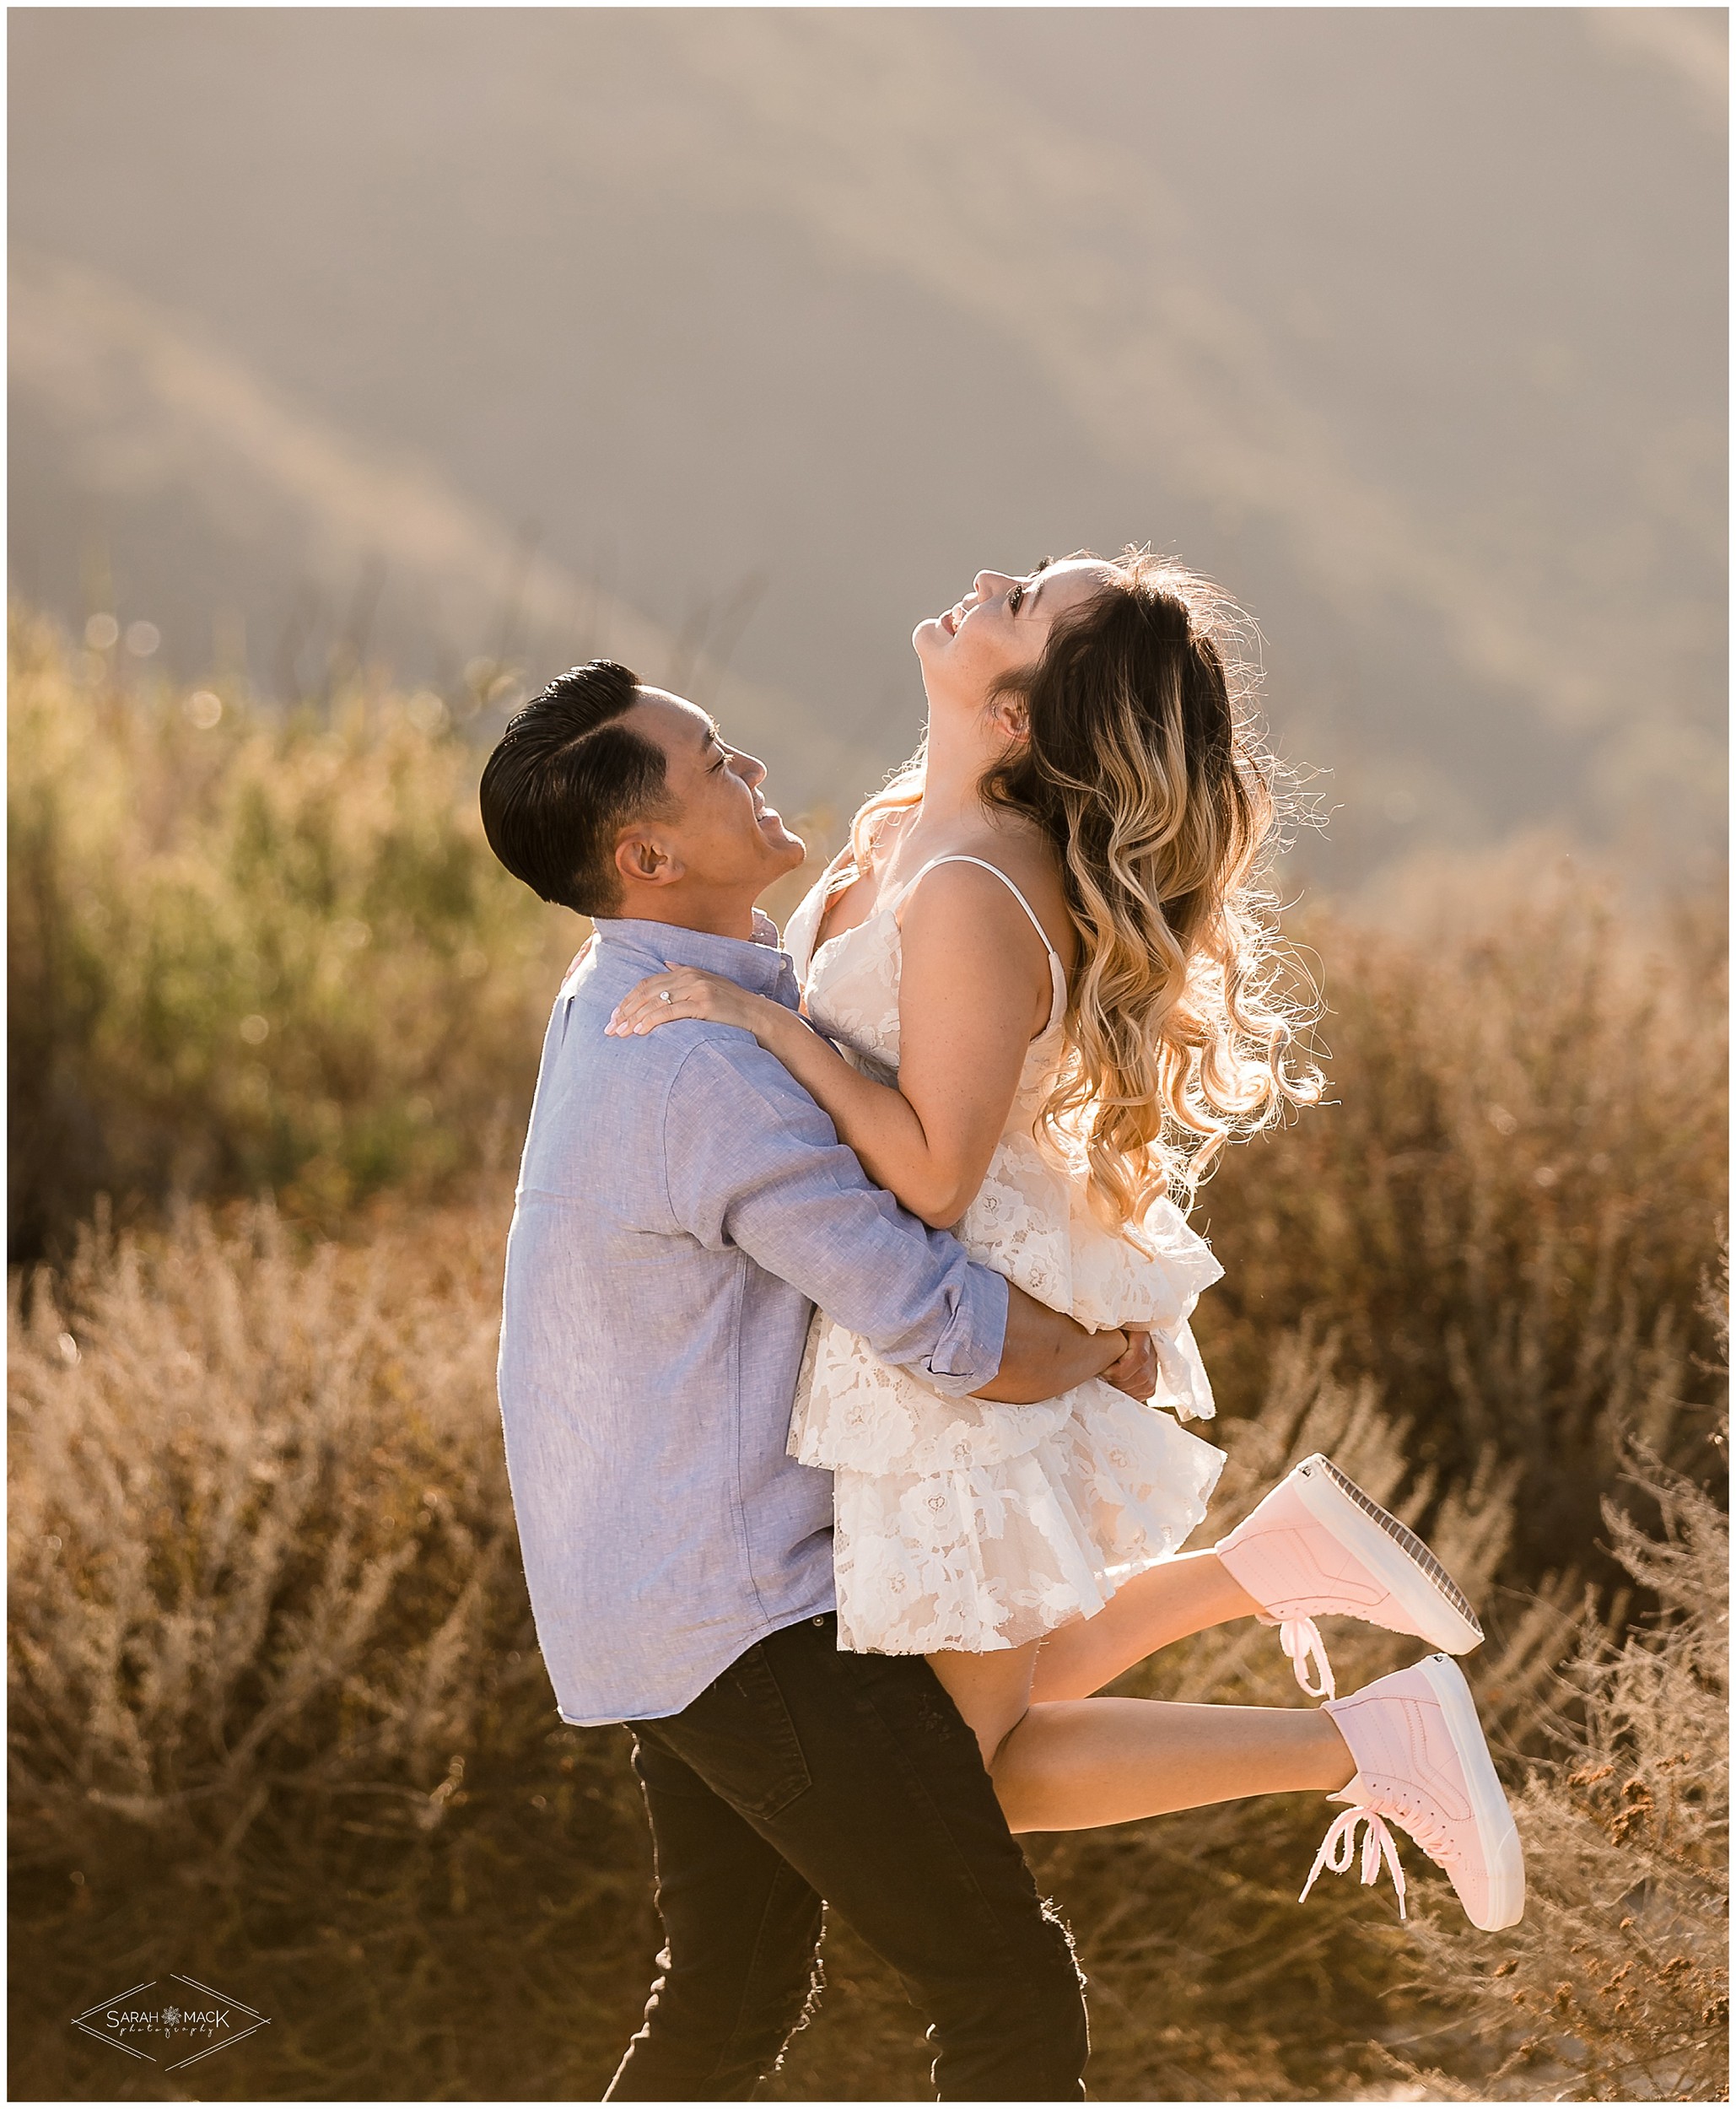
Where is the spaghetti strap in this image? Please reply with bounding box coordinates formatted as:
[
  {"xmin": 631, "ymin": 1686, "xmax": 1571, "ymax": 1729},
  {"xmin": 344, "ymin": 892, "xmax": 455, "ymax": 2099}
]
[{"xmin": 905, "ymin": 855, "xmax": 1069, "ymax": 1034}]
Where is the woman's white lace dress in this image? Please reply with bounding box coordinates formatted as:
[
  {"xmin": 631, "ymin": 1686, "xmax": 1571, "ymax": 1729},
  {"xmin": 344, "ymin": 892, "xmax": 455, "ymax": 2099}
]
[{"xmin": 783, "ymin": 854, "xmax": 1227, "ymax": 1655}]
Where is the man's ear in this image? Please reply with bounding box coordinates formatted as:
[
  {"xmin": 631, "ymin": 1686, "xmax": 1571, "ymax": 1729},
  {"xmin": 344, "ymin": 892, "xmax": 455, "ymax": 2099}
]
[{"xmin": 614, "ymin": 827, "xmax": 685, "ymax": 890}]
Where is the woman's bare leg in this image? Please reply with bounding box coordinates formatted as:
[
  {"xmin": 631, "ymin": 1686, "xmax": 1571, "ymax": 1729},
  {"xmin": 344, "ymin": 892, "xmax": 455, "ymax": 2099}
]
[
  {"xmin": 926, "ymin": 1641, "xmax": 1043, "ymax": 1769},
  {"xmin": 993, "ymin": 1697, "xmax": 1355, "ymax": 1833},
  {"xmin": 930, "ymin": 1616, "xmax": 1354, "ymax": 1840},
  {"xmin": 1029, "ymin": 1551, "xmax": 1262, "ymax": 1705}
]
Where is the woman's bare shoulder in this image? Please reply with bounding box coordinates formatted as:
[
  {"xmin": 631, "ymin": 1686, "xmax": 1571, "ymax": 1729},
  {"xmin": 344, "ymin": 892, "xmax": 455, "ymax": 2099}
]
[
  {"xmin": 942, "ymin": 819, "xmax": 1076, "ymax": 967},
  {"xmin": 899, "ymin": 826, "xmax": 1077, "ymax": 976}
]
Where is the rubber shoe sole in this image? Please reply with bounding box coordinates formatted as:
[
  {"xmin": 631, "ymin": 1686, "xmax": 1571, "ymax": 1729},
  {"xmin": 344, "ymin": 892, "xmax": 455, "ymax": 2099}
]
[
  {"xmin": 1416, "ymin": 1653, "xmax": 1526, "ymax": 1929},
  {"xmin": 1294, "ymin": 1455, "xmax": 1484, "ymax": 1653}
]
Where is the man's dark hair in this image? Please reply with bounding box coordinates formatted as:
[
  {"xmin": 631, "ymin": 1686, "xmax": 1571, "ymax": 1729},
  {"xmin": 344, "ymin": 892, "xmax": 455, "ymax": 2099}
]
[{"xmin": 478, "ymin": 661, "xmax": 671, "ymax": 915}]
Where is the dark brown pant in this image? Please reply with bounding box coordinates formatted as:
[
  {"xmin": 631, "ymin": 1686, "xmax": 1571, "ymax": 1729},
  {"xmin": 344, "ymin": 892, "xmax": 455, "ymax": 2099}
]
[{"xmin": 607, "ymin": 1613, "xmax": 1088, "ymax": 2101}]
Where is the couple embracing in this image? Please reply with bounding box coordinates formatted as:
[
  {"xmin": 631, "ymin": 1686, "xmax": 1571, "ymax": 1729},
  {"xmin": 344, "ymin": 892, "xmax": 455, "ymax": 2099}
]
[{"xmin": 480, "ymin": 548, "xmax": 1523, "ymax": 2101}]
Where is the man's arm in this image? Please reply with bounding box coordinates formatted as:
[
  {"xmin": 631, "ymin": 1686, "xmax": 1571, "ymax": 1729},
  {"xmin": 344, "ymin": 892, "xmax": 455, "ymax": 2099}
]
[
  {"xmin": 662, "ymin": 1037, "xmax": 1132, "ymax": 1400},
  {"xmin": 979, "ymin": 1286, "xmax": 1142, "ymax": 1404}
]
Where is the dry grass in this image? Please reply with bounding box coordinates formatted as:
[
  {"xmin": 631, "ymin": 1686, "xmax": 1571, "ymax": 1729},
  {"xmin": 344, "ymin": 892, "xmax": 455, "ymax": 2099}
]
[
  {"xmin": 9, "ymin": 1199, "xmax": 655, "ymax": 2101},
  {"xmin": 10, "ymin": 1208, "xmax": 1724, "ymax": 2102},
  {"xmin": 7, "ymin": 612, "xmax": 1728, "ymax": 2099},
  {"xmin": 1386, "ymin": 1448, "xmax": 1728, "ymax": 2102},
  {"xmin": 1194, "ymin": 883, "xmax": 1727, "ymax": 1586}
]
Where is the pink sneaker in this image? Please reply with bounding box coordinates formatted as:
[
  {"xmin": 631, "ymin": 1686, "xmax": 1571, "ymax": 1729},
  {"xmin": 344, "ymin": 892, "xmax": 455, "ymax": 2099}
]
[
  {"xmin": 1213, "ymin": 1454, "xmax": 1483, "ymax": 1697},
  {"xmin": 1302, "ymin": 1653, "xmax": 1525, "ymax": 1930}
]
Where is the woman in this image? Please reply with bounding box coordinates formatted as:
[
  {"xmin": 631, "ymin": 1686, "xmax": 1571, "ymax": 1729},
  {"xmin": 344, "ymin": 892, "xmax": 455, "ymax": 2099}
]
[{"xmin": 607, "ymin": 548, "xmax": 1523, "ymax": 1931}]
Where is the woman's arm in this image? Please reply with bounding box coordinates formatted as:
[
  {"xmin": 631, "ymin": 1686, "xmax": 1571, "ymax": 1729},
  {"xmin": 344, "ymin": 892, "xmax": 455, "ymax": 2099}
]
[
  {"xmin": 607, "ymin": 972, "xmax": 941, "ymax": 1201},
  {"xmin": 607, "ymin": 862, "xmax": 1056, "ymax": 1228}
]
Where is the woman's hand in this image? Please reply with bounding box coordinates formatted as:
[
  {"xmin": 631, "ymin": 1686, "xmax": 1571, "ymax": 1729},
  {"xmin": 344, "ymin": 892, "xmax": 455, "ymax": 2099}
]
[{"xmin": 605, "ymin": 968, "xmax": 788, "ymax": 1046}]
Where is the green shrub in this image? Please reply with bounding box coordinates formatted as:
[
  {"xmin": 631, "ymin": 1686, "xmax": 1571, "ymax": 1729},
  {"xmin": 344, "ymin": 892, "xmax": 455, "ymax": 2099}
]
[{"xmin": 8, "ymin": 606, "xmax": 578, "ymax": 1257}]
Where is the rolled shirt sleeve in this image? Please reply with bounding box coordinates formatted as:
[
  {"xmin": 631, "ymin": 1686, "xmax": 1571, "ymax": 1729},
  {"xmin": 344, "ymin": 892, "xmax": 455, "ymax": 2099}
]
[{"xmin": 660, "ymin": 1036, "xmax": 1008, "ymax": 1397}]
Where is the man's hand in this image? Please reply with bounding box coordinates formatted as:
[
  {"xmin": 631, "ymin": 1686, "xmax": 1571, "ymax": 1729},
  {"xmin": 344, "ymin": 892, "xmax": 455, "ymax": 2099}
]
[
  {"xmin": 973, "ymin": 1289, "xmax": 1149, "ymax": 1405},
  {"xmin": 1101, "ymin": 1325, "xmax": 1157, "ymax": 1402}
]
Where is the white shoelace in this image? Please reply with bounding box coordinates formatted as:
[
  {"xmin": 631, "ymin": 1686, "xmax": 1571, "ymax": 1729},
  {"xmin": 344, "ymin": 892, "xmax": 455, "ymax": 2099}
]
[
  {"xmin": 1278, "ymin": 1616, "xmax": 1336, "ymax": 1699},
  {"xmin": 1298, "ymin": 1801, "xmax": 1409, "ymax": 1918}
]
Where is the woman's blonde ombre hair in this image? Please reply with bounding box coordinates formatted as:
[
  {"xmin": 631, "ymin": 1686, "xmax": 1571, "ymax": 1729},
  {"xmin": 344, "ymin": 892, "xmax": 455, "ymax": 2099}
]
[{"xmin": 856, "ymin": 547, "xmax": 1322, "ymax": 1233}]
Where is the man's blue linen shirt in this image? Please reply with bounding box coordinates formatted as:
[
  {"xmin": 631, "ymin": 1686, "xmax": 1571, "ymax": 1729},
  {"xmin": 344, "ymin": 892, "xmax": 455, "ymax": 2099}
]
[{"xmin": 496, "ymin": 912, "xmax": 1011, "ymax": 1726}]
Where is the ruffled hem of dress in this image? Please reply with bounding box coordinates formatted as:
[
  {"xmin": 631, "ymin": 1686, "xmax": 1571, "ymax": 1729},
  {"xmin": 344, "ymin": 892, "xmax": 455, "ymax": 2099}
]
[
  {"xmin": 828, "ymin": 1395, "xmax": 1227, "ymax": 1654},
  {"xmin": 790, "ymin": 1317, "xmax": 1216, "ymax": 1477}
]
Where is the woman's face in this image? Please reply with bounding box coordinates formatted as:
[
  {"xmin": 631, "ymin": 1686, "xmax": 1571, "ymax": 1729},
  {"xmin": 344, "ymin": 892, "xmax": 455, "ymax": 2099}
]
[{"xmin": 913, "ymin": 557, "xmax": 1113, "ymax": 714}]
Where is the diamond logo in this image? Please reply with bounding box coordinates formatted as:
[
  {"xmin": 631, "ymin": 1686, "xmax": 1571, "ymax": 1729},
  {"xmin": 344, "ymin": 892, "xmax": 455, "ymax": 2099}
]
[{"xmin": 71, "ymin": 1973, "xmax": 270, "ymax": 2071}]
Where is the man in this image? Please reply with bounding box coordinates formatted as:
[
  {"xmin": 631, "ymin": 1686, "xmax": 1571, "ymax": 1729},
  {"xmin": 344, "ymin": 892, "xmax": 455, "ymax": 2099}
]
[{"xmin": 480, "ymin": 660, "xmax": 1154, "ymax": 2101}]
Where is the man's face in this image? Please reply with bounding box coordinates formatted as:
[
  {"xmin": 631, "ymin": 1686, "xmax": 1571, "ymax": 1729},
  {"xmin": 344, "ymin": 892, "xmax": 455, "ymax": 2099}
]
[{"xmin": 617, "ymin": 689, "xmax": 805, "ymax": 902}]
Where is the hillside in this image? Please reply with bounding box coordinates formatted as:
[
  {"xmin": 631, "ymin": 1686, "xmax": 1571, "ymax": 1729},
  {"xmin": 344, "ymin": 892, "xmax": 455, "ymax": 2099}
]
[{"xmin": 8, "ymin": 8, "xmax": 1726, "ymax": 891}]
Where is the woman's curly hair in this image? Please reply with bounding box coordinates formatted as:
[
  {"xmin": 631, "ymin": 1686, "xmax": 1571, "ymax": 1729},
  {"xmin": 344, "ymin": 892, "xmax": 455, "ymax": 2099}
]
[{"xmin": 856, "ymin": 547, "xmax": 1323, "ymax": 1234}]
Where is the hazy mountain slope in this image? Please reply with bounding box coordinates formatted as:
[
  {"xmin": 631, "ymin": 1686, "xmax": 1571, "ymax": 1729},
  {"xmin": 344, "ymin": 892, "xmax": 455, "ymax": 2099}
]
[
  {"xmin": 8, "ymin": 8, "xmax": 1724, "ymax": 889},
  {"xmin": 8, "ymin": 249, "xmax": 880, "ymax": 817}
]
